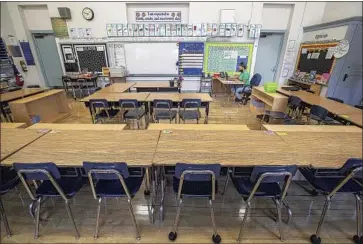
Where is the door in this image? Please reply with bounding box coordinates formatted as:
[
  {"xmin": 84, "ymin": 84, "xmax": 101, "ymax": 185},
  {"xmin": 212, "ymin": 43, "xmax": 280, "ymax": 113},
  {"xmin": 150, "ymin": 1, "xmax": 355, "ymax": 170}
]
[
  {"xmin": 254, "ymin": 33, "xmax": 284, "ymax": 84},
  {"xmin": 332, "ymin": 24, "xmax": 362, "ymax": 106},
  {"xmin": 33, "ymin": 32, "xmax": 63, "ymax": 87}
]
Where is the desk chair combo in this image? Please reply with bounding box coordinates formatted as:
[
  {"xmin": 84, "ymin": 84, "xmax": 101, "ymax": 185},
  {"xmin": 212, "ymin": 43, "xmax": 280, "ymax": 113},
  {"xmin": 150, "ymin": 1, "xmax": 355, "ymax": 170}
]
[
  {"xmin": 179, "ymin": 99, "xmax": 202, "ymax": 124},
  {"xmin": 89, "ymin": 99, "xmax": 119, "ymax": 124},
  {"xmin": 119, "ymin": 99, "xmax": 146, "ymax": 129},
  {"xmin": 238, "ymin": 73, "xmax": 262, "ymax": 105},
  {"xmin": 300, "ymin": 159, "xmax": 363, "ymax": 244},
  {"xmin": 153, "ymin": 99, "xmax": 178, "ymax": 123}
]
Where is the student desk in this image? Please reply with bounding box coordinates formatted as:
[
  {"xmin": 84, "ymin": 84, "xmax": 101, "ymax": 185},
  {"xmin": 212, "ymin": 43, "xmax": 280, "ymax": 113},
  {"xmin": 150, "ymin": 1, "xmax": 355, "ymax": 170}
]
[
  {"xmin": 9, "ymin": 90, "xmax": 70, "ymax": 126},
  {"xmin": 0, "ymin": 128, "xmax": 49, "ymax": 162},
  {"xmin": 133, "ymin": 81, "xmax": 179, "ymax": 92},
  {"xmin": 212, "ymin": 77, "xmax": 243, "ymax": 96},
  {"xmin": 0, "ymin": 122, "xmax": 27, "ymax": 128},
  {"xmin": 145, "ymin": 93, "xmax": 213, "ymax": 123},
  {"xmin": 262, "ymin": 124, "xmax": 362, "ymax": 133},
  {"xmin": 97, "ymin": 83, "xmax": 136, "ymax": 93},
  {"xmin": 81, "ymin": 92, "xmax": 150, "ymax": 123},
  {"xmin": 277, "ymin": 87, "xmax": 363, "ymax": 127},
  {"xmin": 148, "ymin": 124, "xmax": 250, "ymax": 131},
  {"xmin": 27, "ymin": 123, "xmax": 126, "ymax": 131}
]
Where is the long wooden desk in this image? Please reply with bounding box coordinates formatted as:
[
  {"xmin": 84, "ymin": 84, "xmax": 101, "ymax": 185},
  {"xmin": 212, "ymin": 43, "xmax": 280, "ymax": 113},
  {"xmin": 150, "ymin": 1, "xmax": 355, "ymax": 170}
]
[
  {"xmin": 1, "ymin": 128, "xmax": 49, "ymax": 161},
  {"xmin": 277, "ymin": 87, "xmax": 362, "ymax": 126},
  {"xmin": 133, "ymin": 82, "xmax": 171, "ymax": 88},
  {"xmin": 2, "ymin": 130, "xmax": 160, "ymax": 166},
  {"xmin": 27, "ymin": 123, "xmax": 126, "ymax": 131},
  {"xmin": 262, "ymin": 124, "xmax": 362, "ymax": 133},
  {"xmin": 0, "ymin": 88, "xmax": 45, "ymax": 102},
  {"xmin": 0, "ymin": 122, "xmax": 27, "ymax": 128},
  {"xmin": 81, "ymin": 92, "xmax": 150, "ymax": 102},
  {"xmin": 9, "ymin": 90, "xmax": 70, "ymax": 126},
  {"xmin": 212, "ymin": 77, "xmax": 243, "ymax": 95},
  {"xmin": 148, "ymin": 124, "xmax": 250, "ymax": 131},
  {"xmin": 97, "ymin": 83, "xmax": 135, "ymax": 93}
]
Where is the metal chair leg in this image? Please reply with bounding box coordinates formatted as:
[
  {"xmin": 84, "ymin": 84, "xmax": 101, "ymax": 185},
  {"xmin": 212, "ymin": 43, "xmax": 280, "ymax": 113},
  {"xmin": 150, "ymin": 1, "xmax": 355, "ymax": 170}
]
[
  {"xmin": 313, "ymin": 197, "xmax": 331, "ymax": 240},
  {"xmin": 209, "ymin": 199, "xmax": 221, "ymax": 243},
  {"xmin": 171, "ymin": 198, "xmax": 183, "ymax": 233},
  {"xmin": 34, "ymin": 197, "xmax": 41, "ymax": 239},
  {"xmin": 64, "ymin": 200, "xmax": 80, "ymax": 239},
  {"xmin": 283, "ymin": 200, "xmax": 292, "ymax": 226},
  {"xmin": 14, "ymin": 186, "xmax": 25, "ymax": 207},
  {"xmin": 355, "ymin": 194, "xmax": 362, "ymax": 238},
  {"xmin": 94, "ymin": 197, "xmax": 102, "ymax": 239},
  {"xmin": 220, "ymin": 170, "xmax": 230, "ymax": 195},
  {"xmin": 127, "ymin": 199, "xmax": 141, "ymax": 240},
  {"xmin": 237, "ymin": 201, "xmax": 250, "ymax": 242},
  {"xmin": 276, "ymin": 199, "xmax": 284, "ymax": 241},
  {"xmin": 0, "ymin": 196, "xmax": 12, "ymax": 237}
]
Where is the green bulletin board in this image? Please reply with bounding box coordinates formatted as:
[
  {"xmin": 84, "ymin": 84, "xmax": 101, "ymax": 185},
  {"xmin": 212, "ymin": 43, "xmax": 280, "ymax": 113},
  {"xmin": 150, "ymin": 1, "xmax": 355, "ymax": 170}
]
[{"xmin": 203, "ymin": 43, "xmax": 253, "ymax": 75}]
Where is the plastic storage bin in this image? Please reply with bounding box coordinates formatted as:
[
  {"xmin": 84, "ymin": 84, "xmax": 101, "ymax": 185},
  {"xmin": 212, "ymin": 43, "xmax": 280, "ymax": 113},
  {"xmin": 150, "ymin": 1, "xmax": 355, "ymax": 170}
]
[{"xmin": 264, "ymin": 82, "xmax": 278, "ymax": 93}]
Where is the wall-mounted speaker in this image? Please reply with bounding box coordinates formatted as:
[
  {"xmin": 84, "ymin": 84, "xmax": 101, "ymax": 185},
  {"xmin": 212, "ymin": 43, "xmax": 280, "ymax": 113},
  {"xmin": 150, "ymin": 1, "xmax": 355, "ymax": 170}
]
[{"xmin": 58, "ymin": 7, "xmax": 71, "ymax": 19}]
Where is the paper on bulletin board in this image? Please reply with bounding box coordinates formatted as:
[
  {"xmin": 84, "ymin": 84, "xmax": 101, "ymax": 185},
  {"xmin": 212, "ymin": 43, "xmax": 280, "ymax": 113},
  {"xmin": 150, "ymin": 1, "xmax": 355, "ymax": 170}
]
[
  {"xmin": 301, "ymin": 48, "xmax": 307, "ymax": 54},
  {"xmin": 325, "ymin": 47, "xmax": 335, "ymax": 59},
  {"xmin": 223, "ymin": 50, "xmax": 238, "ymax": 60},
  {"xmin": 311, "ymin": 52, "xmax": 320, "ymax": 59},
  {"xmin": 307, "ymin": 53, "xmax": 312, "ymax": 59}
]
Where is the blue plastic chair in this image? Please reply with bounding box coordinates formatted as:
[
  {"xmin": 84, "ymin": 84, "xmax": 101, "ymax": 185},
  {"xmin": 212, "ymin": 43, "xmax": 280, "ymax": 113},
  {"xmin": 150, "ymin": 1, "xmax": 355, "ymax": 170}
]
[
  {"xmin": 308, "ymin": 105, "xmax": 341, "ymax": 125},
  {"xmin": 262, "ymin": 96, "xmax": 303, "ymax": 124},
  {"xmin": 231, "ymin": 165, "xmax": 298, "ymax": 242},
  {"xmin": 179, "ymin": 99, "xmax": 202, "ymax": 124},
  {"xmin": 239, "ymin": 73, "xmax": 262, "ymax": 105},
  {"xmin": 299, "ymin": 159, "xmax": 363, "ymax": 244},
  {"xmin": 119, "ymin": 99, "xmax": 145, "ymax": 128},
  {"xmin": 168, "ymin": 163, "xmax": 222, "ymax": 244},
  {"xmin": 83, "ymin": 162, "xmax": 144, "ymax": 240},
  {"xmin": 13, "ymin": 163, "xmax": 84, "ymax": 239},
  {"xmin": 0, "ymin": 167, "xmax": 22, "ymax": 237},
  {"xmin": 89, "ymin": 99, "xmax": 119, "ymax": 124},
  {"xmin": 153, "ymin": 99, "xmax": 177, "ymax": 123}
]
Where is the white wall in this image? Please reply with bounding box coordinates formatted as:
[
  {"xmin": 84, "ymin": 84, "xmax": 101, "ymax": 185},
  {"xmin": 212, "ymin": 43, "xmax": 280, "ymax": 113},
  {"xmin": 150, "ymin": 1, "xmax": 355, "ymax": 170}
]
[
  {"xmin": 262, "ymin": 4, "xmax": 292, "ymax": 30},
  {"xmin": 322, "ymin": 2, "xmax": 362, "ymax": 23}
]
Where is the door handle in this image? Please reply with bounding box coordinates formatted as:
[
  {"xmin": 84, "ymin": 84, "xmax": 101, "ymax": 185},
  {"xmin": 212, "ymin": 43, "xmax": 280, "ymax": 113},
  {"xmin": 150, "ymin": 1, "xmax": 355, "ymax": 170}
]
[{"xmin": 343, "ymin": 74, "xmax": 348, "ymax": 81}]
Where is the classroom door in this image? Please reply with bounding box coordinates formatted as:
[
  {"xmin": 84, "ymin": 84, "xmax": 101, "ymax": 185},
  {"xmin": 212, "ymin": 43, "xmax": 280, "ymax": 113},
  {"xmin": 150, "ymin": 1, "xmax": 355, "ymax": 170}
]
[
  {"xmin": 254, "ymin": 33, "xmax": 284, "ymax": 84},
  {"xmin": 332, "ymin": 24, "xmax": 362, "ymax": 106},
  {"xmin": 33, "ymin": 32, "xmax": 63, "ymax": 87}
]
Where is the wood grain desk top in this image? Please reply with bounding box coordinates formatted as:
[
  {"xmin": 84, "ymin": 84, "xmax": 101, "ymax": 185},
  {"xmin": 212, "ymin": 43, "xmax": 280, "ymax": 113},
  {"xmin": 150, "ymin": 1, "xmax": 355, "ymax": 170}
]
[
  {"xmin": 145, "ymin": 93, "xmax": 213, "ymax": 102},
  {"xmin": 27, "ymin": 123, "xmax": 126, "ymax": 131},
  {"xmin": 148, "ymin": 124, "xmax": 250, "ymax": 131},
  {"xmin": 98, "ymin": 83, "xmax": 135, "ymax": 93},
  {"xmin": 1, "ymin": 123, "xmax": 27, "ymax": 129},
  {"xmin": 133, "ymin": 82, "xmax": 171, "ymax": 88},
  {"xmin": 276, "ymin": 132, "xmax": 362, "ymax": 168},
  {"xmin": 153, "ymin": 130, "xmax": 292, "ymax": 166},
  {"xmin": 0, "ymin": 88, "xmax": 45, "ymax": 102},
  {"xmin": 8, "ymin": 90, "xmax": 64, "ymax": 104},
  {"xmin": 262, "ymin": 125, "xmax": 362, "ymax": 133},
  {"xmin": 81, "ymin": 92, "xmax": 150, "ymax": 102},
  {"xmin": 2, "ymin": 130, "xmax": 160, "ymax": 166},
  {"xmin": 338, "ymin": 113, "xmax": 363, "ymax": 127},
  {"xmin": 216, "ymin": 77, "xmax": 243, "ymax": 85},
  {"xmin": 1, "ymin": 128, "xmax": 49, "ymax": 162},
  {"xmin": 253, "ymin": 87, "xmax": 288, "ymax": 98}
]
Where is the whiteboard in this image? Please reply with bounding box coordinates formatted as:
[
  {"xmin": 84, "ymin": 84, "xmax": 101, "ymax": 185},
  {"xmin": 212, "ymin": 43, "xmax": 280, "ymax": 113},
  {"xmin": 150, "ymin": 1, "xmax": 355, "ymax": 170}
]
[{"xmin": 124, "ymin": 43, "xmax": 179, "ymax": 74}]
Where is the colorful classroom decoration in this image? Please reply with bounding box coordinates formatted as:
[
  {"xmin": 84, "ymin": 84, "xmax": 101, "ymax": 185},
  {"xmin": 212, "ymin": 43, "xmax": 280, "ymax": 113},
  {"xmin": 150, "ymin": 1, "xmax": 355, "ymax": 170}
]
[
  {"xmin": 203, "ymin": 43, "xmax": 253, "ymax": 75},
  {"xmin": 178, "ymin": 42, "xmax": 204, "ymax": 75}
]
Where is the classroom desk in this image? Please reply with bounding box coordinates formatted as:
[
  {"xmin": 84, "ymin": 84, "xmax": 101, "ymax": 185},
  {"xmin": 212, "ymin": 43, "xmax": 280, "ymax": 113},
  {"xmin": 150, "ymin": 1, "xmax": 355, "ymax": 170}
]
[
  {"xmin": 145, "ymin": 92, "xmax": 213, "ymax": 123},
  {"xmin": 277, "ymin": 87, "xmax": 363, "ymax": 127},
  {"xmin": 133, "ymin": 81, "xmax": 171, "ymax": 88},
  {"xmin": 251, "ymin": 86, "xmax": 289, "ymax": 114},
  {"xmin": 0, "ymin": 128, "xmax": 49, "ymax": 161},
  {"xmin": 148, "ymin": 124, "xmax": 250, "ymax": 131},
  {"xmin": 0, "ymin": 88, "xmax": 45, "ymax": 102},
  {"xmin": 262, "ymin": 124, "xmax": 362, "ymax": 133},
  {"xmin": 0, "ymin": 122, "xmax": 27, "ymax": 128},
  {"xmin": 9, "ymin": 90, "xmax": 70, "ymax": 126},
  {"xmin": 212, "ymin": 77, "xmax": 243, "ymax": 95},
  {"xmin": 27, "ymin": 123, "xmax": 126, "ymax": 131},
  {"xmin": 97, "ymin": 83, "xmax": 136, "ymax": 93}
]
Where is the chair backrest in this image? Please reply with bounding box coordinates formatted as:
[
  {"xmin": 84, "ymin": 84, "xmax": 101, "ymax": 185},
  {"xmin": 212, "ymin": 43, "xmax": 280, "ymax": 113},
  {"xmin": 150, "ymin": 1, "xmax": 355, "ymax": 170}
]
[
  {"xmin": 13, "ymin": 162, "xmax": 61, "ymax": 181},
  {"xmin": 154, "ymin": 99, "xmax": 173, "ymax": 110},
  {"xmin": 181, "ymin": 99, "xmax": 201, "ymax": 109},
  {"xmin": 175, "ymin": 163, "xmax": 221, "ymax": 181},
  {"xmin": 136, "ymin": 87, "xmax": 158, "ymax": 92},
  {"xmin": 158, "ymin": 87, "xmax": 179, "ymax": 92},
  {"xmin": 288, "ymin": 96, "xmax": 302, "ymax": 108},
  {"xmin": 327, "ymin": 97, "xmax": 344, "ymax": 103},
  {"xmin": 250, "ymin": 73, "xmax": 262, "ymax": 87},
  {"xmin": 250, "ymin": 165, "xmax": 298, "ymax": 183},
  {"xmin": 119, "ymin": 99, "xmax": 139, "ymax": 109},
  {"xmin": 83, "ymin": 162, "xmax": 130, "ymax": 180},
  {"xmin": 310, "ymin": 105, "xmax": 328, "ymax": 120},
  {"xmin": 89, "ymin": 99, "xmax": 108, "ymax": 109},
  {"xmin": 339, "ymin": 158, "xmax": 363, "ymax": 176}
]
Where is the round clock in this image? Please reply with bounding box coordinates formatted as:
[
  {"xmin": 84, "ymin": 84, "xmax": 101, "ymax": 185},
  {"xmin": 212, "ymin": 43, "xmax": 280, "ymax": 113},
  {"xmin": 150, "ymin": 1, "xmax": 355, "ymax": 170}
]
[
  {"xmin": 82, "ymin": 7, "xmax": 94, "ymax": 21},
  {"xmin": 334, "ymin": 39, "xmax": 349, "ymax": 58}
]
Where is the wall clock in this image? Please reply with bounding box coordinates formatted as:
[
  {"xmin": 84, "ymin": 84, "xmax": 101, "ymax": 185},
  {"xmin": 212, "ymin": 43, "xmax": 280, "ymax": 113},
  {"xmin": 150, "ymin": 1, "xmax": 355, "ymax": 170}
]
[
  {"xmin": 334, "ymin": 39, "xmax": 349, "ymax": 58},
  {"xmin": 82, "ymin": 7, "xmax": 94, "ymax": 21}
]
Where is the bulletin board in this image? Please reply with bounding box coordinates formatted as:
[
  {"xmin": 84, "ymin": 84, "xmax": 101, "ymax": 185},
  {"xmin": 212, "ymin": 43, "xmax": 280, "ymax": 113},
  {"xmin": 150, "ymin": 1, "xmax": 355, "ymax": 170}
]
[
  {"xmin": 74, "ymin": 44, "xmax": 108, "ymax": 72},
  {"xmin": 203, "ymin": 43, "xmax": 253, "ymax": 75},
  {"xmin": 178, "ymin": 42, "xmax": 204, "ymax": 76},
  {"xmin": 295, "ymin": 42, "xmax": 338, "ymax": 75}
]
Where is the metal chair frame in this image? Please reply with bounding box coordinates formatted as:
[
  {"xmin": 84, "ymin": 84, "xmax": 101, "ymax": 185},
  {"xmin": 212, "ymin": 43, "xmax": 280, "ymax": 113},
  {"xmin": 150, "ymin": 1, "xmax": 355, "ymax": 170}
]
[
  {"xmin": 153, "ymin": 100, "xmax": 177, "ymax": 124},
  {"xmin": 16, "ymin": 168, "xmax": 80, "ymax": 239},
  {"xmin": 119, "ymin": 100, "xmax": 144, "ymax": 129},
  {"xmin": 179, "ymin": 100, "xmax": 202, "ymax": 124},
  {"xmin": 89, "ymin": 100, "xmax": 113, "ymax": 124}
]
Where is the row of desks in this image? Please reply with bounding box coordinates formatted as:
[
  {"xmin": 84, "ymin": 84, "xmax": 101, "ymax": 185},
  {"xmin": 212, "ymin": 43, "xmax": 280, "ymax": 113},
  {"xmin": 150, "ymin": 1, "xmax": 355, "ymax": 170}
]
[
  {"xmin": 1, "ymin": 124, "xmax": 361, "ymax": 168},
  {"xmin": 94, "ymin": 82, "xmax": 178, "ymax": 94}
]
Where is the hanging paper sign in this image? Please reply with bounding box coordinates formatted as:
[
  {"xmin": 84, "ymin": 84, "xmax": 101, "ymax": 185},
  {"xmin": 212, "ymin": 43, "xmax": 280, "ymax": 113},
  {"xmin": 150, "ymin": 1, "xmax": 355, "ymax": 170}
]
[{"xmin": 136, "ymin": 11, "xmax": 181, "ymax": 22}]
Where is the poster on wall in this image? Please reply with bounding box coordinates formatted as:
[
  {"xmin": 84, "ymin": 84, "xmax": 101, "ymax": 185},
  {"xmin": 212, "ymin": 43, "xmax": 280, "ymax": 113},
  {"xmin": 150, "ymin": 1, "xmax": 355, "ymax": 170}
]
[
  {"xmin": 149, "ymin": 24, "xmax": 155, "ymax": 36},
  {"xmin": 51, "ymin": 17, "xmax": 69, "ymax": 38},
  {"xmin": 117, "ymin": 24, "xmax": 123, "ymax": 36},
  {"xmin": 135, "ymin": 11, "xmax": 181, "ymax": 22}
]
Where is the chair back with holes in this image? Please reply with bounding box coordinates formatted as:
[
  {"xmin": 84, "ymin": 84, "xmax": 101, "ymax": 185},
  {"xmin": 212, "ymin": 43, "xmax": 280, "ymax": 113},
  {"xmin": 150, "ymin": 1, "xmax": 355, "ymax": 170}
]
[
  {"xmin": 327, "ymin": 97, "xmax": 344, "ymax": 103},
  {"xmin": 154, "ymin": 99, "xmax": 173, "ymax": 110},
  {"xmin": 119, "ymin": 99, "xmax": 139, "ymax": 109},
  {"xmin": 181, "ymin": 99, "xmax": 201, "ymax": 109},
  {"xmin": 13, "ymin": 162, "xmax": 61, "ymax": 181},
  {"xmin": 250, "ymin": 73, "xmax": 262, "ymax": 87},
  {"xmin": 175, "ymin": 163, "xmax": 221, "ymax": 181},
  {"xmin": 83, "ymin": 162, "xmax": 130, "ymax": 180},
  {"xmin": 90, "ymin": 99, "xmax": 108, "ymax": 109},
  {"xmin": 250, "ymin": 165, "xmax": 297, "ymax": 183},
  {"xmin": 310, "ymin": 105, "xmax": 329, "ymax": 120}
]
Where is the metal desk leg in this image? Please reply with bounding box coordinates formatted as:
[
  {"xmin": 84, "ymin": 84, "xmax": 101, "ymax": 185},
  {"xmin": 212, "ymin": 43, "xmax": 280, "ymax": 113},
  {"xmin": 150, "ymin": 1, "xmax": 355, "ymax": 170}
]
[
  {"xmin": 86, "ymin": 103, "xmax": 94, "ymax": 123},
  {"xmin": 159, "ymin": 166, "xmax": 166, "ymax": 223},
  {"xmin": 205, "ymin": 102, "xmax": 210, "ymax": 124}
]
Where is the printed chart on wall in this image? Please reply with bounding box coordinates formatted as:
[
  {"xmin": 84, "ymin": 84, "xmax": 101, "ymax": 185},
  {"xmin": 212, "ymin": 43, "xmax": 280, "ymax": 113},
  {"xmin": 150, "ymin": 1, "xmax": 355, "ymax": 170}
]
[{"xmin": 204, "ymin": 43, "xmax": 253, "ymax": 75}]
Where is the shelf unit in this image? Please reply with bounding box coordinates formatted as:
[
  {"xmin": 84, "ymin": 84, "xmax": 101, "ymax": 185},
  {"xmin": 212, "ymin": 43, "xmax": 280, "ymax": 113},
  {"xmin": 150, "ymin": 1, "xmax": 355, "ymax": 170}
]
[
  {"xmin": 200, "ymin": 77, "xmax": 212, "ymax": 94},
  {"xmin": 250, "ymin": 86, "xmax": 289, "ymax": 114}
]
